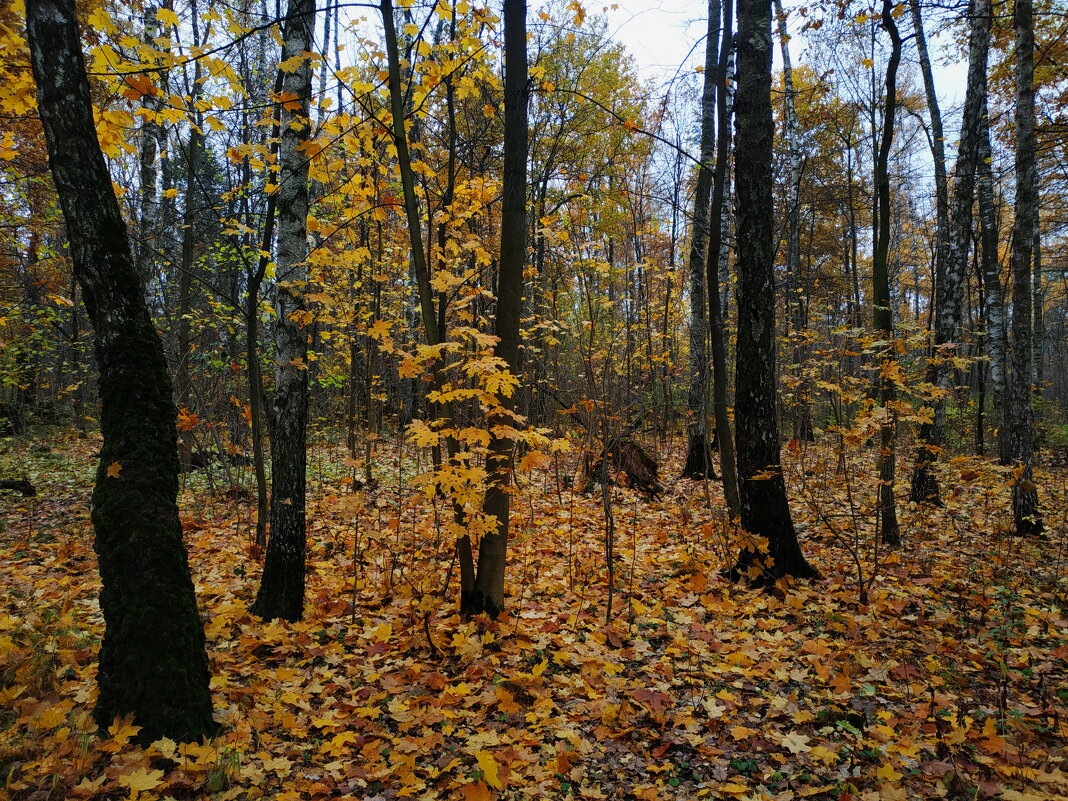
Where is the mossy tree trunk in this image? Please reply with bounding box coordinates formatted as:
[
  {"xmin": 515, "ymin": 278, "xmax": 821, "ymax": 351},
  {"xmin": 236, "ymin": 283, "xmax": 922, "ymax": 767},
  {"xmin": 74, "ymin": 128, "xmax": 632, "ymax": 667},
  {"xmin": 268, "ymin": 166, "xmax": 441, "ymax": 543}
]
[{"xmin": 26, "ymin": 0, "xmax": 215, "ymax": 742}]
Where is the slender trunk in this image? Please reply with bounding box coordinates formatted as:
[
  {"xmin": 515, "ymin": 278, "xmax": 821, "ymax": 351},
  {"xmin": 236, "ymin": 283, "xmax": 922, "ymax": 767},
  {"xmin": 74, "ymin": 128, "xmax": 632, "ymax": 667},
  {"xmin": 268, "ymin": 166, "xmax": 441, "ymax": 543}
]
[
  {"xmin": 27, "ymin": 0, "xmax": 216, "ymax": 741},
  {"xmin": 175, "ymin": 0, "xmax": 205, "ymax": 429},
  {"xmin": 910, "ymin": 0, "xmax": 949, "ymax": 305},
  {"xmin": 247, "ymin": 68, "xmax": 285, "ymax": 547},
  {"xmin": 874, "ymin": 0, "xmax": 901, "ymax": 545},
  {"xmin": 1008, "ymin": 0, "xmax": 1043, "ymax": 535},
  {"xmin": 707, "ymin": 0, "xmax": 741, "ymax": 518},
  {"xmin": 977, "ymin": 100, "xmax": 1007, "ymax": 464},
  {"xmin": 731, "ymin": 0, "xmax": 815, "ymax": 580},
  {"xmin": 773, "ymin": 0, "xmax": 812, "ymax": 442},
  {"xmin": 135, "ymin": 6, "xmax": 160, "ymax": 291},
  {"xmin": 1032, "ymin": 228, "xmax": 1044, "ymax": 397},
  {"xmin": 909, "ymin": 0, "xmax": 989, "ymax": 504},
  {"xmin": 682, "ymin": 0, "xmax": 721, "ymax": 479},
  {"xmin": 247, "ymin": 273, "xmax": 270, "ymax": 546},
  {"xmin": 381, "ymin": 0, "xmax": 476, "ymax": 604},
  {"xmin": 474, "ymin": 0, "xmax": 528, "ymax": 615},
  {"xmin": 251, "ymin": 0, "xmax": 315, "ymax": 621}
]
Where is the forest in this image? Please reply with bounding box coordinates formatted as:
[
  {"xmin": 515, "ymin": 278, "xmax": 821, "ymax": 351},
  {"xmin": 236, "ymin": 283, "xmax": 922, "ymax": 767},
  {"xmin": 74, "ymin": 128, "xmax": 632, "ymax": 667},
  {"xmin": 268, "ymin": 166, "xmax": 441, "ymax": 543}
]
[{"xmin": 0, "ymin": 0, "xmax": 1066, "ymax": 797}]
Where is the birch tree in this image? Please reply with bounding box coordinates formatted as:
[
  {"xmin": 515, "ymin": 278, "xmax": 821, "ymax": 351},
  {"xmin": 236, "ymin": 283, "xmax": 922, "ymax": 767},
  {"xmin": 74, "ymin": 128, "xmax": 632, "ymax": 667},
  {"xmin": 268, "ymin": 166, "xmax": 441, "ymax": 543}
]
[{"xmin": 251, "ymin": 0, "xmax": 316, "ymax": 621}]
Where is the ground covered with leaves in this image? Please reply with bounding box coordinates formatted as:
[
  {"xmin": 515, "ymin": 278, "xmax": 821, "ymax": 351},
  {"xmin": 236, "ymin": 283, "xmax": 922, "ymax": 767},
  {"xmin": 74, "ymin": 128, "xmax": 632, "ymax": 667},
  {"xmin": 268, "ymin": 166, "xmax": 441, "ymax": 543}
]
[{"xmin": 1, "ymin": 431, "xmax": 1067, "ymax": 801}]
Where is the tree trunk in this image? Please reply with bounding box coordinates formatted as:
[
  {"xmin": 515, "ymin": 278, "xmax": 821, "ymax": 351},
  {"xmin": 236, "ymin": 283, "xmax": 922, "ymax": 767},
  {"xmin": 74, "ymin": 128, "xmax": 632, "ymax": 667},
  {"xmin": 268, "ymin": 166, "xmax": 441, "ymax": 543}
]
[
  {"xmin": 134, "ymin": 5, "xmax": 161, "ymax": 292},
  {"xmin": 909, "ymin": 0, "xmax": 989, "ymax": 504},
  {"xmin": 773, "ymin": 0, "xmax": 812, "ymax": 442},
  {"xmin": 381, "ymin": 0, "xmax": 477, "ymax": 608},
  {"xmin": 1007, "ymin": 0, "xmax": 1043, "ymax": 536},
  {"xmin": 707, "ymin": 0, "xmax": 741, "ymax": 518},
  {"xmin": 251, "ymin": 0, "xmax": 315, "ymax": 621},
  {"xmin": 977, "ymin": 99, "xmax": 1007, "ymax": 464},
  {"xmin": 1032, "ymin": 227, "xmax": 1044, "ymax": 398},
  {"xmin": 873, "ymin": 0, "xmax": 901, "ymax": 545},
  {"xmin": 26, "ymin": 0, "xmax": 215, "ymax": 742},
  {"xmin": 731, "ymin": 0, "xmax": 815, "ymax": 581},
  {"xmin": 682, "ymin": 0, "xmax": 721, "ymax": 480},
  {"xmin": 247, "ymin": 69, "xmax": 285, "ymax": 548},
  {"xmin": 909, "ymin": 0, "xmax": 949, "ymax": 315},
  {"xmin": 475, "ymin": 0, "xmax": 528, "ymax": 615}
]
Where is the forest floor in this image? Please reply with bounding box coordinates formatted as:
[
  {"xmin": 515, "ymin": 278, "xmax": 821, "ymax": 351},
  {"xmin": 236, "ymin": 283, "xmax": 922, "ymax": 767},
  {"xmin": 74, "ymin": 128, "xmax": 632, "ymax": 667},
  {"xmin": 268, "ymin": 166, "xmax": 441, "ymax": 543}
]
[{"xmin": 1, "ymin": 430, "xmax": 1067, "ymax": 801}]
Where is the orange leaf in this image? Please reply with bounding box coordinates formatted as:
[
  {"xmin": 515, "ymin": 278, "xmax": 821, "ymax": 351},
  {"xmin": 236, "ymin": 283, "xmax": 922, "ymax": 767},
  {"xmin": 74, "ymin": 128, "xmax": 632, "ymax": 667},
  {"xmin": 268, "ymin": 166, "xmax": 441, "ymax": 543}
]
[
  {"xmin": 106, "ymin": 462, "xmax": 122, "ymax": 479},
  {"xmin": 460, "ymin": 781, "xmax": 492, "ymax": 801}
]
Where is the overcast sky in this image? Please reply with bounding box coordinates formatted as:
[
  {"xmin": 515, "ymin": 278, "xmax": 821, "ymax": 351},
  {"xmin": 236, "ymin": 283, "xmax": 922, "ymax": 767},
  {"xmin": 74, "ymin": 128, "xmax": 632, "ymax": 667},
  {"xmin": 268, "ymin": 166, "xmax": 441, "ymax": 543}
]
[{"xmin": 595, "ymin": 0, "xmax": 970, "ymax": 111}]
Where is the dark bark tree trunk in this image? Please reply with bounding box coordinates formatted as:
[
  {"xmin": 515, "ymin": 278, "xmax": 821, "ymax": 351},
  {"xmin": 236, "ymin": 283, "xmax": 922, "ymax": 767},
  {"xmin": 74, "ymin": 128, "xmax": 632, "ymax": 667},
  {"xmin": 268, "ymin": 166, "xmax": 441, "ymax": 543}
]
[
  {"xmin": 1008, "ymin": 0, "xmax": 1043, "ymax": 536},
  {"xmin": 26, "ymin": 0, "xmax": 215, "ymax": 742},
  {"xmin": 474, "ymin": 0, "xmax": 528, "ymax": 615},
  {"xmin": 874, "ymin": 0, "xmax": 902, "ymax": 546},
  {"xmin": 134, "ymin": 6, "xmax": 161, "ymax": 292},
  {"xmin": 773, "ymin": 0, "xmax": 812, "ymax": 442},
  {"xmin": 251, "ymin": 0, "xmax": 315, "ymax": 621},
  {"xmin": 731, "ymin": 0, "xmax": 815, "ymax": 582},
  {"xmin": 247, "ymin": 69, "xmax": 285, "ymax": 548},
  {"xmin": 682, "ymin": 0, "xmax": 721, "ymax": 480},
  {"xmin": 910, "ymin": 0, "xmax": 990, "ymax": 504},
  {"xmin": 909, "ymin": 0, "xmax": 948, "ymax": 314},
  {"xmin": 707, "ymin": 0, "xmax": 741, "ymax": 518}
]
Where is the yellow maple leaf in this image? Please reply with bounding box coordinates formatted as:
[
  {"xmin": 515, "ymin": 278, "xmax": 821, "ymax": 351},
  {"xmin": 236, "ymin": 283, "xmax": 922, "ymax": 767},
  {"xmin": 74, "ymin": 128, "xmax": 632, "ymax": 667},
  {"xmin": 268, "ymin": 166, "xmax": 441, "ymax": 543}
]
[
  {"xmin": 474, "ymin": 750, "xmax": 501, "ymax": 789},
  {"xmin": 368, "ymin": 319, "xmax": 391, "ymax": 340},
  {"xmin": 808, "ymin": 745, "xmax": 839, "ymax": 766},
  {"xmin": 876, "ymin": 763, "xmax": 903, "ymax": 783},
  {"xmin": 118, "ymin": 766, "xmax": 165, "ymax": 792},
  {"xmin": 156, "ymin": 7, "xmax": 180, "ymax": 26},
  {"xmin": 106, "ymin": 462, "xmax": 122, "ymax": 479},
  {"xmin": 278, "ymin": 55, "xmax": 306, "ymax": 73}
]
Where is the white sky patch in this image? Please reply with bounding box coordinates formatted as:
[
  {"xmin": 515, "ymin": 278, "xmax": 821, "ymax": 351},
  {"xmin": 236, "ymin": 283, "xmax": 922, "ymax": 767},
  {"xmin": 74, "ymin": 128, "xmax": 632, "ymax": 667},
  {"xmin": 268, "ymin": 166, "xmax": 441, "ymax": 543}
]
[{"xmin": 590, "ymin": 0, "xmax": 970, "ymax": 115}]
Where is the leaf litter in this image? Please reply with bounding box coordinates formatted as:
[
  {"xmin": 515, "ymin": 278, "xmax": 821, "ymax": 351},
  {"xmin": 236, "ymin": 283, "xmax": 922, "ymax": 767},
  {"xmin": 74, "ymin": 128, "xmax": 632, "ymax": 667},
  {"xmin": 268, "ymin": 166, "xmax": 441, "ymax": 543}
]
[{"xmin": 1, "ymin": 432, "xmax": 1067, "ymax": 800}]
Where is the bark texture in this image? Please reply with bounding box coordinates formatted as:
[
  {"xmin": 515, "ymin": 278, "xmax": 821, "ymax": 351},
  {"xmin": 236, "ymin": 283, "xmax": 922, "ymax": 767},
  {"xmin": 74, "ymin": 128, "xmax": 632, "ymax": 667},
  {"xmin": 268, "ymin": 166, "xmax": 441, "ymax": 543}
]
[
  {"xmin": 251, "ymin": 0, "xmax": 315, "ymax": 621},
  {"xmin": 26, "ymin": 0, "xmax": 215, "ymax": 741},
  {"xmin": 1007, "ymin": 0, "xmax": 1043, "ymax": 536},
  {"xmin": 910, "ymin": 0, "xmax": 989, "ymax": 504},
  {"xmin": 732, "ymin": 0, "xmax": 815, "ymax": 581},
  {"xmin": 977, "ymin": 101, "xmax": 1007, "ymax": 464},
  {"xmin": 706, "ymin": 0, "xmax": 741, "ymax": 517},
  {"xmin": 773, "ymin": 0, "xmax": 812, "ymax": 442},
  {"xmin": 682, "ymin": 0, "xmax": 721, "ymax": 480},
  {"xmin": 873, "ymin": 0, "xmax": 902, "ymax": 545}
]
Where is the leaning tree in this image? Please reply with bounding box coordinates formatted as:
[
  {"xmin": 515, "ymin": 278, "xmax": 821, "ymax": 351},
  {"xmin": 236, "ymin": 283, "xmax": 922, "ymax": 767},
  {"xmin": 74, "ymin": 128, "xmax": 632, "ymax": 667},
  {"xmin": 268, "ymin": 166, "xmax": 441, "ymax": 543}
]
[{"xmin": 26, "ymin": 0, "xmax": 216, "ymax": 741}]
